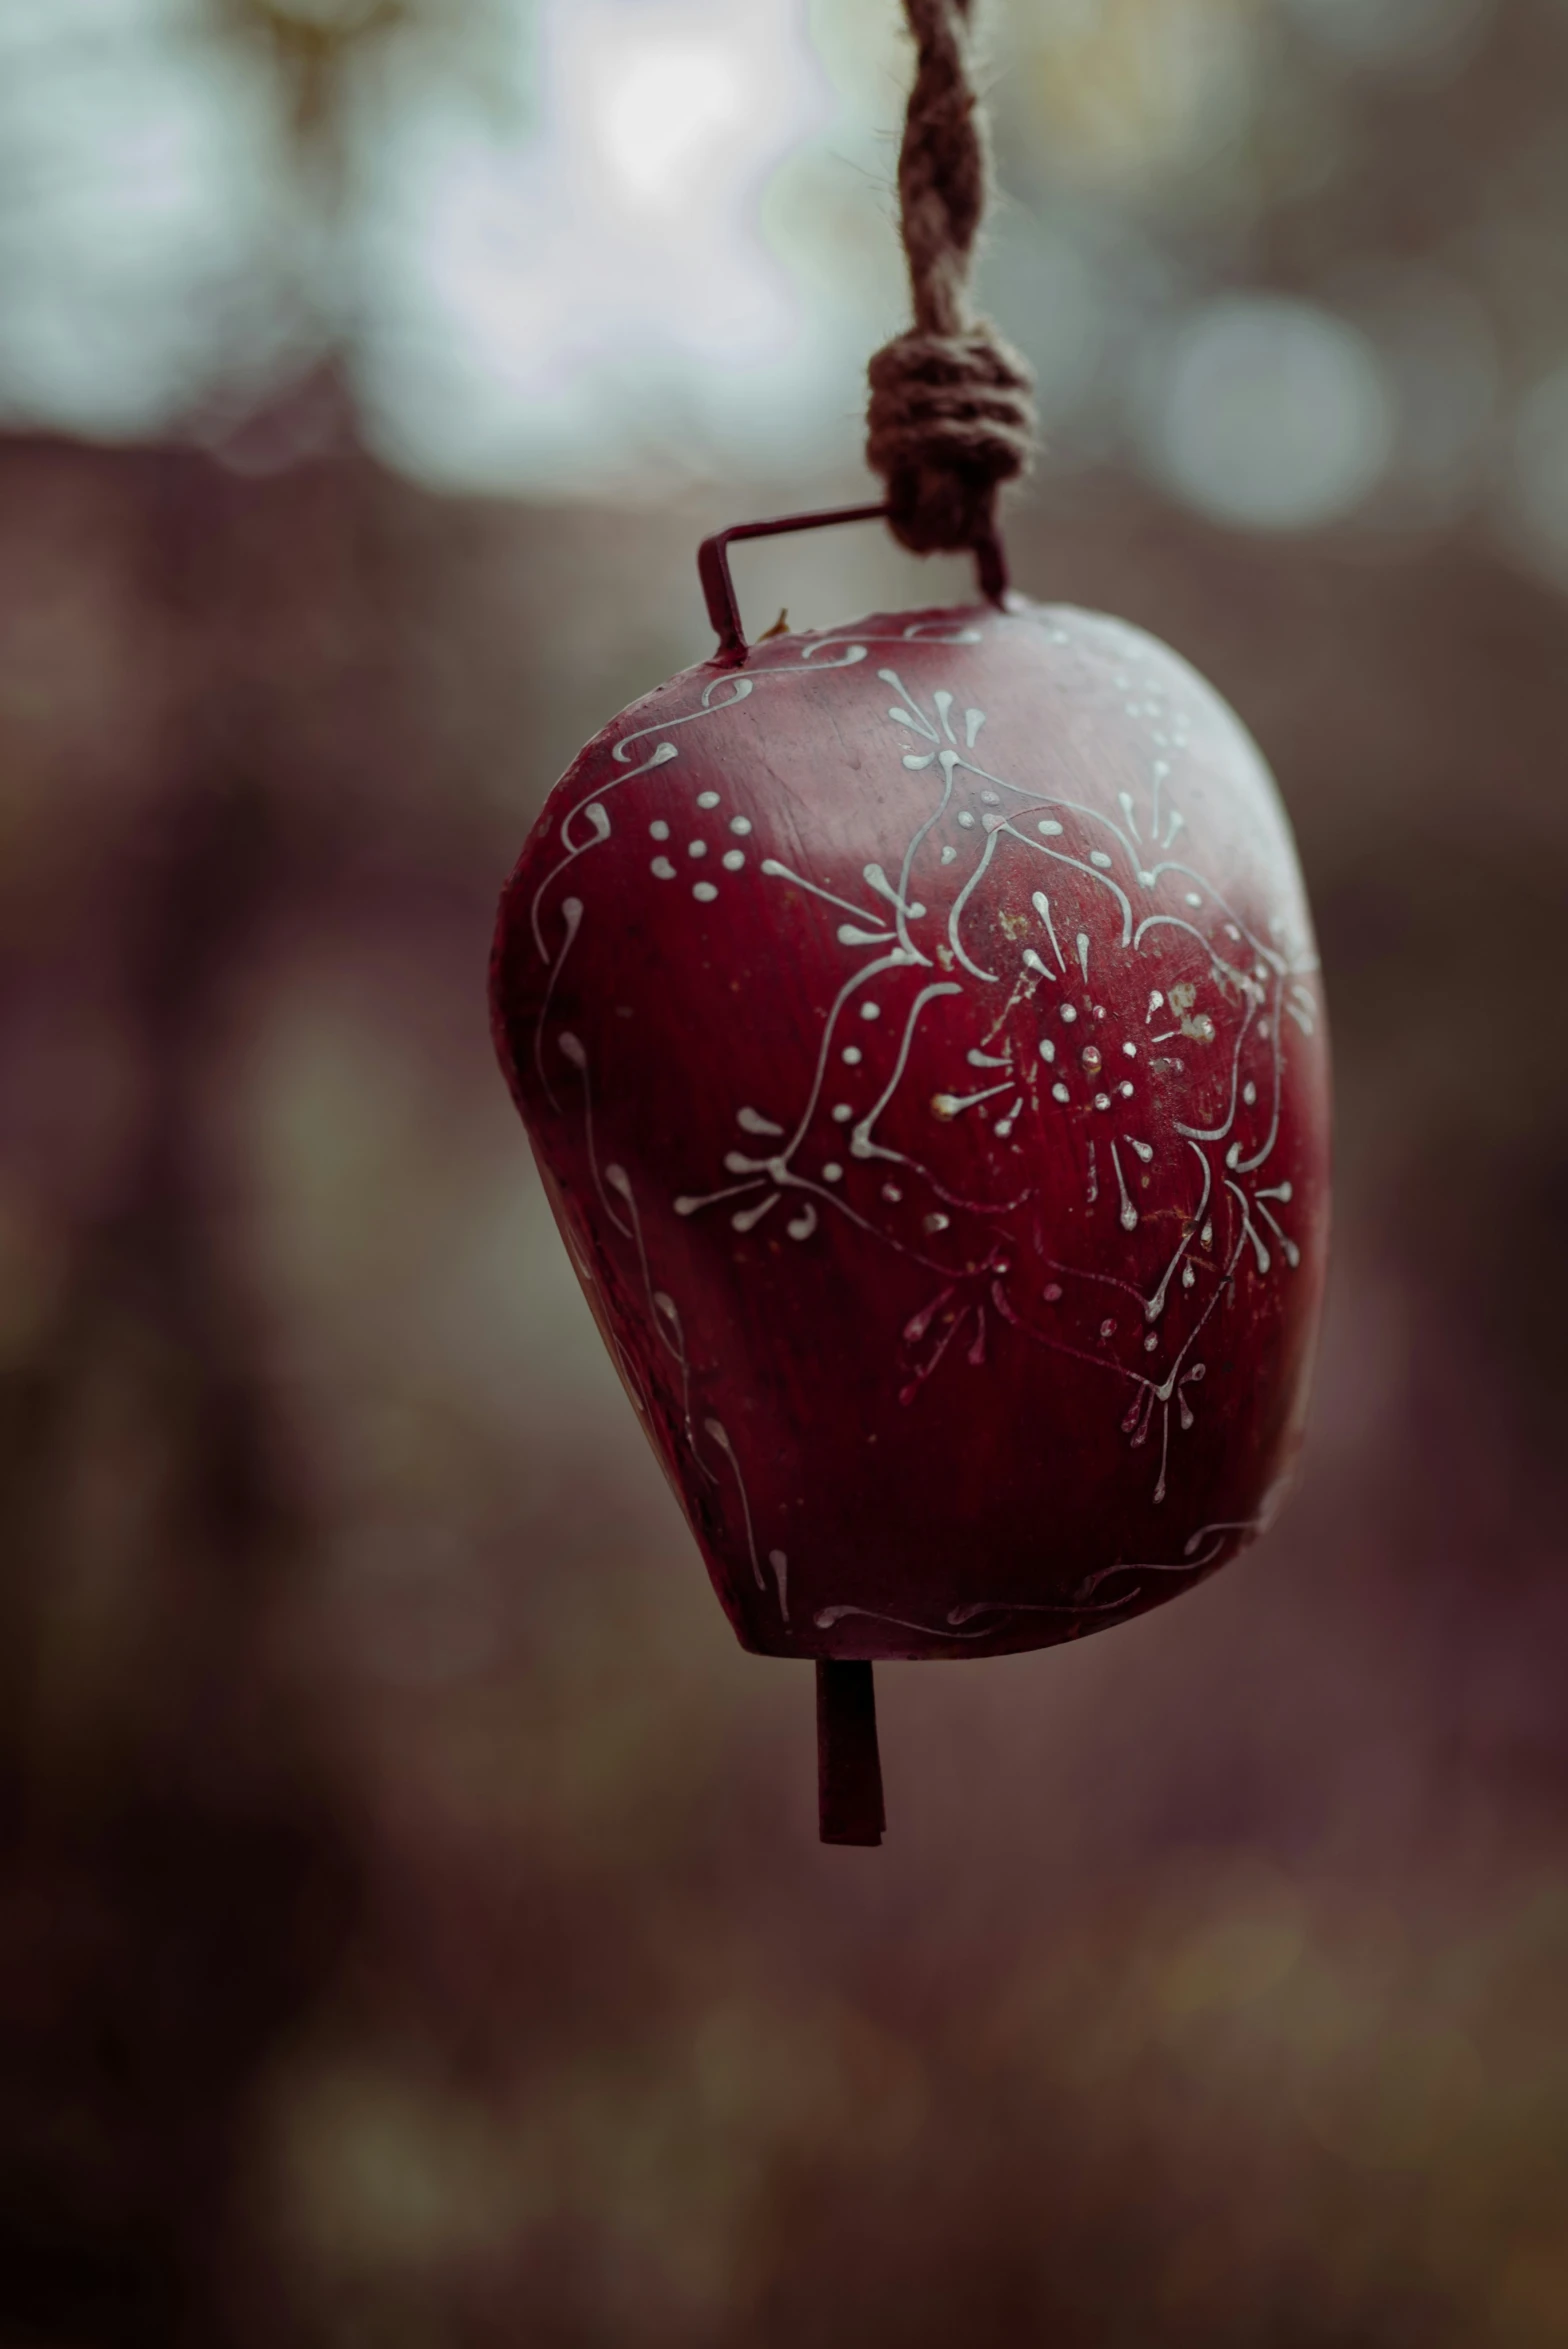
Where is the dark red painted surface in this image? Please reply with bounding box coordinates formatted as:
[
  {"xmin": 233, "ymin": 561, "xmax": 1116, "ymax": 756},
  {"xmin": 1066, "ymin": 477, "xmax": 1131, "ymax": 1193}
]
[{"xmin": 491, "ymin": 598, "xmax": 1330, "ymax": 1662}]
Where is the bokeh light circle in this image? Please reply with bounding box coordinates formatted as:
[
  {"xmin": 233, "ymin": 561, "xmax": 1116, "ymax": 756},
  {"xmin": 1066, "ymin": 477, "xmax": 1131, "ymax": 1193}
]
[{"xmin": 1141, "ymin": 295, "xmax": 1395, "ymax": 532}]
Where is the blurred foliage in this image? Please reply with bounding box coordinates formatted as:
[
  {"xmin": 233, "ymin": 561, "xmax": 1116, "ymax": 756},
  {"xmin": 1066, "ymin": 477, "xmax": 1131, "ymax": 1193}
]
[{"xmin": 3, "ymin": 0, "xmax": 1568, "ymax": 532}]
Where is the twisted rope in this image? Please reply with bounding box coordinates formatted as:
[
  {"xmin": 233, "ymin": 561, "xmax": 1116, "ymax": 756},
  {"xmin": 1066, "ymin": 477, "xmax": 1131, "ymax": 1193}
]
[{"xmin": 866, "ymin": 0, "xmax": 1035, "ymax": 561}]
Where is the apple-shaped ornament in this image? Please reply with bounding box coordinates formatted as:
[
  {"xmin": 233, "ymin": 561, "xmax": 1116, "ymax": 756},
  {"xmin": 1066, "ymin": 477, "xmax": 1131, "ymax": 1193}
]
[{"xmin": 489, "ymin": 1, "xmax": 1330, "ymax": 1843}]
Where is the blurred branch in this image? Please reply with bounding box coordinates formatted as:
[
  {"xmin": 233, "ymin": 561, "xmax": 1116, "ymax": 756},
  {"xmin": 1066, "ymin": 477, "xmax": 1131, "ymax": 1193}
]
[{"xmin": 210, "ymin": 0, "xmax": 533, "ymax": 147}]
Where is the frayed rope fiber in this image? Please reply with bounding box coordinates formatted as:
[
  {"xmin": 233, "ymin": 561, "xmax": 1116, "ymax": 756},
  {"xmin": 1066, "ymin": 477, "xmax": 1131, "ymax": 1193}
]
[{"xmin": 866, "ymin": 0, "xmax": 1035, "ymax": 559}]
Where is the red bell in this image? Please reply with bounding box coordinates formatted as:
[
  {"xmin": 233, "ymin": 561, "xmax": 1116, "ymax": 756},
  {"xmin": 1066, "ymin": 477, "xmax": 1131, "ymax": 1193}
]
[{"xmin": 490, "ymin": 508, "xmax": 1331, "ymax": 1842}]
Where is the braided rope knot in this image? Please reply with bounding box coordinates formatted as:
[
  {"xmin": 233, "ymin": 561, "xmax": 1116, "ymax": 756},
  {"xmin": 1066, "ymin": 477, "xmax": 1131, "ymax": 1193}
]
[
  {"xmin": 866, "ymin": 324, "xmax": 1035, "ymax": 556},
  {"xmin": 866, "ymin": 1, "xmax": 1036, "ymax": 571}
]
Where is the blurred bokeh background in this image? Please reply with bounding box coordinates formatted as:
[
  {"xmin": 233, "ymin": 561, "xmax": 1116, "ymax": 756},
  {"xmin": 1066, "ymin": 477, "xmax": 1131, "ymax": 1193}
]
[{"xmin": 2, "ymin": 0, "xmax": 1567, "ymax": 2341}]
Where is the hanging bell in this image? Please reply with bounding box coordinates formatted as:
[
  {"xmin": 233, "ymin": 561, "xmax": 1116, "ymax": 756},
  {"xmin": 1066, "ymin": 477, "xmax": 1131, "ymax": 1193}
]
[{"xmin": 490, "ymin": 506, "xmax": 1331, "ymax": 1843}]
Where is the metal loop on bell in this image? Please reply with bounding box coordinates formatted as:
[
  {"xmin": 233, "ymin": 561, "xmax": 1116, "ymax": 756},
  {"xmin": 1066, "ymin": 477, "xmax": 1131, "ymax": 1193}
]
[{"xmin": 697, "ymin": 503, "xmax": 1010, "ymax": 666}]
